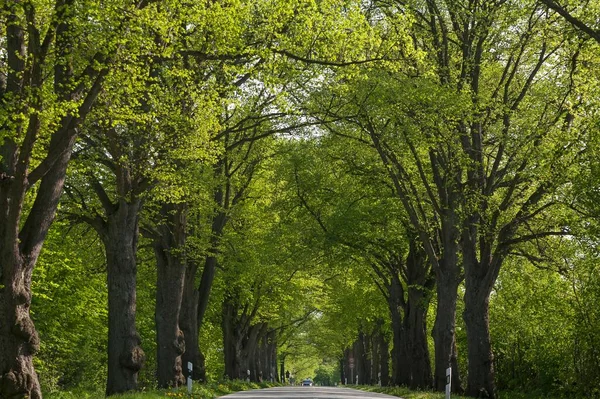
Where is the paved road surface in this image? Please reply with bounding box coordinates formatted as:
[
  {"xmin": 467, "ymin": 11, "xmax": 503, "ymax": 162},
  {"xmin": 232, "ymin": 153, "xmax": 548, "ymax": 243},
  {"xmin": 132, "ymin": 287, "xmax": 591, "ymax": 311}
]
[{"xmin": 218, "ymin": 386, "xmax": 400, "ymax": 398}]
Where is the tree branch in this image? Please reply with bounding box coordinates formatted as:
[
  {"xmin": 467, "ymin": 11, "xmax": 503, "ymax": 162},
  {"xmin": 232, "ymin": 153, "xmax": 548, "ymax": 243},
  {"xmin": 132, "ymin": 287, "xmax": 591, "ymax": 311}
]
[{"xmin": 539, "ymin": 0, "xmax": 600, "ymax": 43}]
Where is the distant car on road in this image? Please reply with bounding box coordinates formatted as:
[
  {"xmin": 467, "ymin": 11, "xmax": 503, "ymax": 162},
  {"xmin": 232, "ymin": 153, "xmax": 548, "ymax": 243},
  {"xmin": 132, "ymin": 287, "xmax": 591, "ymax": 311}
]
[{"xmin": 302, "ymin": 378, "xmax": 313, "ymax": 386}]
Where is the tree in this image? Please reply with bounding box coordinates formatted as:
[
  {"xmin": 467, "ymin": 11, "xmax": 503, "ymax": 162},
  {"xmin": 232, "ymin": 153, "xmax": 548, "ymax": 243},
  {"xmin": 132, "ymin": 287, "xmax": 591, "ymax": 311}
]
[
  {"xmin": 0, "ymin": 1, "xmax": 153, "ymax": 396},
  {"xmin": 305, "ymin": 2, "xmax": 580, "ymax": 396},
  {"xmin": 65, "ymin": 46, "xmax": 155, "ymax": 399},
  {"xmin": 180, "ymin": 78, "xmax": 295, "ymax": 383},
  {"xmin": 286, "ymin": 136, "xmax": 436, "ymax": 388},
  {"xmin": 176, "ymin": 0, "xmax": 379, "ymax": 381},
  {"xmin": 306, "ymin": 68, "xmax": 466, "ymax": 393},
  {"xmin": 539, "ymin": 0, "xmax": 600, "ymax": 43}
]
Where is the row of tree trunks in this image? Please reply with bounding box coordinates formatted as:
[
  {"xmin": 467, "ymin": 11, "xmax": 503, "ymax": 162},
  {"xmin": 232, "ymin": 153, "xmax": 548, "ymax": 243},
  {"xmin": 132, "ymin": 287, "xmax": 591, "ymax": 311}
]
[
  {"xmin": 342, "ymin": 323, "xmax": 389, "ymax": 386},
  {"xmin": 181, "ymin": 174, "xmax": 229, "ymax": 382},
  {"xmin": 280, "ymin": 357, "xmax": 287, "ymax": 383},
  {"xmin": 404, "ymin": 246, "xmax": 434, "ymax": 390},
  {"xmin": 222, "ymin": 296, "xmax": 242, "ymax": 380},
  {"xmin": 221, "ymin": 294, "xmax": 278, "ymax": 382},
  {"xmin": 370, "ymin": 320, "xmax": 390, "ymax": 386},
  {"xmin": 389, "ymin": 275, "xmax": 409, "ymax": 387},
  {"xmin": 354, "ymin": 331, "xmax": 370, "ymax": 384},
  {"xmin": 366, "ymin": 108, "xmax": 463, "ymax": 394},
  {"xmin": 369, "ymin": 241, "xmax": 436, "ymax": 390},
  {"xmin": 258, "ymin": 329, "xmax": 278, "ymax": 382}
]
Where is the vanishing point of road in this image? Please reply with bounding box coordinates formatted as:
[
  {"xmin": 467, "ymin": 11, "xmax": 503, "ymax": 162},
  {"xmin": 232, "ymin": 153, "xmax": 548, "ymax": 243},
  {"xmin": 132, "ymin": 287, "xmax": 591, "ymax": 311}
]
[{"xmin": 218, "ymin": 386, "xmax": 400, "ymax": 398}]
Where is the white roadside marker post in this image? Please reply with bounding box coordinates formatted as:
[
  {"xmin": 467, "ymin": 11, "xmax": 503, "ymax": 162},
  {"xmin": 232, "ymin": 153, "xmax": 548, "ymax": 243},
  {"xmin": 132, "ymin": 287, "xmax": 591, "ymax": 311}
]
[
  {"xmin": 187, "ymin": 362, "xmax": 193, "ymax": 395},
  {"xmin": 445, "ymin": 366, "xmax": 452, "ymax": 399}
]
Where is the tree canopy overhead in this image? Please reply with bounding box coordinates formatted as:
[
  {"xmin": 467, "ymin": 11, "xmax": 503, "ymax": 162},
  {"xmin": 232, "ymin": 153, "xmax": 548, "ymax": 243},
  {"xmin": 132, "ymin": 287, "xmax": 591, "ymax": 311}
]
[{"xmin": 2, "ymin": 1, "xmax": 600, "ymax": 399}]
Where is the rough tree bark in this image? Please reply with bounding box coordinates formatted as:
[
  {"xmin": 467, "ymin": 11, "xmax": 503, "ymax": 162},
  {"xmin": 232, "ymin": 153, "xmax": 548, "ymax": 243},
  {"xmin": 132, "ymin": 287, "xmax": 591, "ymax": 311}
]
[
  {"xmin": 244, "ymin": 324, "xmax": 267, "ymax": 382},
  {"xmin": 354, "ymin": 331, "xmax": 369, "ymax": 385},
  {"xmin": 388, "ymin": 276, "xmax": 409, "ymax": 387},
  {"xmin": 100, "ymin": 199, "xmax": 146, "ymax": 395},
  {"xmin": 258, "ymin": 329, "xmax": 277, "ymax": 382},
  {"xmin": 404, "ymin": 245, "xmax": 434, "ymax": 390},
  {"xmin": 432, "ymin": 215, "xmax": 462, "ymax": 393},
  {"xmin": 463, "ymin": 273, "xmax": 496, "ymax": 398},
  {"xmin": 179, "ymin": 260, "xmax": 203, "ymax": 381},
  {"xmin": 222, "ymin": 297, "xmax": 241, "ymax": 380},
  {"xmin": 180, "ymin": 241, "xmax": 222, "ymax": 381},
  {"xmin": 432, "ymin": 268, "xmax": 461, "ymax": 392},
  {"xmin": 153, "ymin": 203, "xmax": 188, "ymax": 388}
]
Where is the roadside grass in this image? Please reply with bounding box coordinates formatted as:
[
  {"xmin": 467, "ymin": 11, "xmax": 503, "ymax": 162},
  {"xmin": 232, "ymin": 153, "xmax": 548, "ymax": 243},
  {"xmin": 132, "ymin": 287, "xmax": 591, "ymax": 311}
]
[
  {"xmin": 360, "ymin": 385, "xmax": 584, "ymax": 399},
  {"xmin": 359, "ymin": 385, "xmax": 471, "ymax": 399},
  {"xmin": 44, "ymin": 380, "xmax": 278, "ymax": 399}
]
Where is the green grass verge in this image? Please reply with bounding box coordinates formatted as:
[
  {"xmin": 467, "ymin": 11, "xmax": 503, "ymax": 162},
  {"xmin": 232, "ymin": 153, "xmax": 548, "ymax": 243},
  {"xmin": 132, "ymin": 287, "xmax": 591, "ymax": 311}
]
[
  {"xmin": 358, "ymin": 385, "xmax": 470, "ymax": 399},
  {"xmin": 359, "ymin": 385, "xmax": 584, "ymax": 399},
  {"xmin": 44, "ymin": 380, "xmax": 278, "ymax": 399}
]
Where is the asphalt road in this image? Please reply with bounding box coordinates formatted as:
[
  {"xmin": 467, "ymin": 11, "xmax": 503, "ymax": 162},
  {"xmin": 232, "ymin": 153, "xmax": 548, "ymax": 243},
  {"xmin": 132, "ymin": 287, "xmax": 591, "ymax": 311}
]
[{"xmin": 218, "ymin": 386, "xmax": 400, "ymax": 398}]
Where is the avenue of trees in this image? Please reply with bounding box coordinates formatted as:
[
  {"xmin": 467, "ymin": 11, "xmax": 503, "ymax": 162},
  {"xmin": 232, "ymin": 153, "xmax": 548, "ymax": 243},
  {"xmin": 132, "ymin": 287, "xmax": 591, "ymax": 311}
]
[{"xmin": 1, "ymin": 1, "xmax": 600, "ymax": 398}]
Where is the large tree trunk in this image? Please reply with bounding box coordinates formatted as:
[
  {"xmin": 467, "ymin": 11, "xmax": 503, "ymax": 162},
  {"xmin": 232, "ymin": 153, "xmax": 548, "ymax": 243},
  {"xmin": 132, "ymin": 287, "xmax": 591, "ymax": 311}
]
[
  {"xmin": 354, "ymin": 332, "xmax": 369, "ymax": 385},
  {"xmin": 432, "ymin": 220, "xmax": 462, "ymax": 393},
  {"xmin": 432, "ymin": 271, "xmax": 461, "ymax": 393},
  {"xmin": 221, "ymin": 269, "xmax": 264, "ymax": 381},
  {"xmin": 181, "ymin": 179, "xmax": 227, "ymax": 382},
  {"xmin": 405, "ymin": 244, "xmax": 434, "ymax": 390},
  {"xmin": 405, "ymin": 284, "xmax": 433, "ymax": 389},
  {"xmin": 103, "ymin": 199, "xmax": 145, "ymax": 395},
  {"xmin": 153, "ymin": 203, "xmax": 188, "ymax": 388},
  {"xmin": 180, "ymin": 260, "xmax": 203, "ymax": 381},
  {"xmin": 462, "ymin": 236, "xmax": 500, "ymax": 399},
  {"xmin": 343, "ymin": 348, "xmax": 351, "ymax": 384},
  {"xmin": 222, "ymin": 296, "xmax": 242, "ymax": 380},
  {"xmin": 244, "ymin": 323, "xmax": 267, "ymax": 382},
  {"xmin": 260, "ymin": 329, "xmax": 277, "ymax": 382},
  {"xmin": 0, "ymin": 252, "xmax": 42, "ymax": 399},
  {"xmin": 378, "ymin": 244, "xmax": 432, "ymax": 389},
  {"xmin": 1, "ymin": 131, "xmax": 81, "ymax": 399},
  {"xmin": 463, "ymin": 284, "xmax": 496, "ymax": 398},
  {"xmin": 388, "ymin": 275, "xmax": 410, "ymax": 387},
  {"xmin": 371, "ymin": 325, "xmax": 381, "ymax": 385}
]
